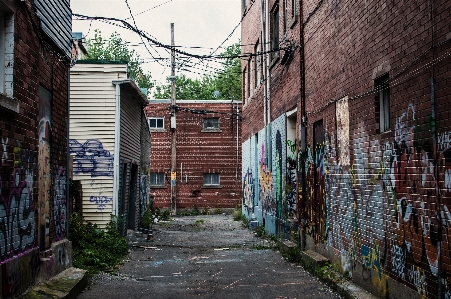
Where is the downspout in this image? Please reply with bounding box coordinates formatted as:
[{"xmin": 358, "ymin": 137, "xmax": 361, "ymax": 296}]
[
  {"xmin": 236, "ymin": 102, "xmax": 239, "ymax": 181},
  {"xmin": 298, "ymin": 0, "xmax": 307, "ymax": 250},
  {"xmin": 260, "ymin": 0, "xmax": 271, "ymax": 168},
  {"xmin": 112, "ymin": 83, "xmax": 121, "ymax": 217},
  {"xmin": 66, "ymin": 66, "xmax": 70, "ymax": 236}
]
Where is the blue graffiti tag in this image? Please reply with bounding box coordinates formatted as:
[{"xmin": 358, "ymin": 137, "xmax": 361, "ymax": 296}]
[
  {"xmin": 89, "ymin": 196, "xmax": 113, "ymax": 210},
  {"xmin": 69, "ymin": 139, "xmax": 114, "ymax": 177}
]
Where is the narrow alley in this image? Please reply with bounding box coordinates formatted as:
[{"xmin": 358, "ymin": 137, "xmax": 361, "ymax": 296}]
[{"xmin": 77, "ymin": 214, "xmax": 341, "ymax": 299}]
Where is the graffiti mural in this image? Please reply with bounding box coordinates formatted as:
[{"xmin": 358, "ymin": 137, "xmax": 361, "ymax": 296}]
[
  {"xmin": 310, "ymin": 103, "xmax": 451, "ymax": 299},
  {"xmin": 243, "ymin": 169, "xmax": 254, "ymax": 210},
  {"xmin": 275, "ymin": 130, "xmax": 283, "ymax": 218},
  {"xmin": 53, "ymin": 163, "xmax": 67, "ymax": 240},
  {"xmin": 286, "ymin": 140, "xmax": 297, "ymax": 218},
  {"xmin": 38, "ymin": 87, "xmax": 52, "ymax": 248},
  {"xmin": 69, "ymin": 139, "xmax": 114, "ymax": 177},
  {"xmin": 260, "ymin": 144, "xmax": 275, "ymax": 215},
  {"xmin": 0, "ymin": 168, "xmax": 36, "ymax": 261}
]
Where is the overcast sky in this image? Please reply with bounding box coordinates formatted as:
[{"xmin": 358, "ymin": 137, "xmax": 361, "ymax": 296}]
[{"xmin": 71, "ymin": 0, "xmax": 242, "ymax": 85}]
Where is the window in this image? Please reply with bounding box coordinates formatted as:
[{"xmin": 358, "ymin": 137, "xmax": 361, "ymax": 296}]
[
  {"xmin": 270, "ymin": 4, "xmax": 280, "ymax": 62},
  {"xmin": 290, "ymin": 0, "xmax": 298, "ymax": 27},
  {"xmin": 254, "ymin": 41, "xmax": 260, "ymax": 89},
  {"xmin": 203, "ymin": 173, "xmax": 220, "ymax": 186},
  {"xmin": 203, "ymin": 118, "xmax": 220, "ymax": 131},
  {"xmin": 242, "ymin": 66, "xmax": 247, "ymax": 102},
  {"xmin": 150, "ymin": 172, "xmax": 165, "ymax": 186},
  {"xmin": 375, "ymin": 74, "xmax": 390, "ymax": 133},
  {"xmin": 282, "ymin": 0, "xmax": 287, "ymax": 34},
  {"xmin": 0, "ymin": 7, "xmax": 16, "ymax": 112},
  {"xmin": 148, "ymin": 117, "xmax": 164, "ymax": 129}
]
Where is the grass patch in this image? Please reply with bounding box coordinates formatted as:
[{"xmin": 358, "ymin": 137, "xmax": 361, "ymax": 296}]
[
  {"xmin": 194, "ymin": 219, "xmax": 206, "ymax": 226},
  {"xmin": 69, "ymin": 213, "xmax": 129, "ymax": 276}
]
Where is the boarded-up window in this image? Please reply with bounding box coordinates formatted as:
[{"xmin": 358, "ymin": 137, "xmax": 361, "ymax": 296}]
[
  {"xmin": 336, "ymin": 97, "xmax": 350, "ymax": 166},
  {"xmin": 375, "ymin": 74, "xmax": 390, "ymax": 133}
]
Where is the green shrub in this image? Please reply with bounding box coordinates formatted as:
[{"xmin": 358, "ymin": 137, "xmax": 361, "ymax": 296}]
[{"xmin": 69, "ymin": 213, "xmax": 129, "ymax": 275}]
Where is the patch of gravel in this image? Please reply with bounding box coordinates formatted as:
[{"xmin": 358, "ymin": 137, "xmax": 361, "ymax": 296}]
[{"xmin": 90, "ymin": 272, "xmax": 136, "ymax": 285}]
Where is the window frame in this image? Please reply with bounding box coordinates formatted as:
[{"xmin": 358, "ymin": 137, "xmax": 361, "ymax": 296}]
[
  {"xmin": 0, "ymin": 7, "xmax": 17, "ymax": 112},
  {"xmin": 270, "ymin": 4, "xmax": 280, "ymax": 64},
  {"xmin": 203, "ymin": 173, "xmax": 220, "ymax": 187},
  {"xmin": 148, "ymin": 117, "xmax": 165, "ymax": 130},
  {"xmin": 290, "ymin": 0, "xmax": 298, "ymax": 28},
  {"xmin": 375, "ymin": 74, "xmax": 391, "ymax": 133},
  {"xmin": 150, "ymin": 172, "xmax": 165, "ymax": 187},
  {"xmin": 202, "ymin": 117, "xmax": 221, "ymax": 132}
]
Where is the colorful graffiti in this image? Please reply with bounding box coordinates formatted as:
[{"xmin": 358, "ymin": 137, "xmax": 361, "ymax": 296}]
[
  {"xmin": 140, "ymin": 174, "xmax": 149, "ymax": 215},
  {"xmin": 275, "ymin": 130, "xmax": 283, "ymax": 218},
  {"xmin": 0, "ymin": 168, "xmax": 36, "ymax": 260},
  {"xmin": 320, "ymin": 103, "xmax": 451, "ymax": 298},
  {"xmin": 69, "ymin": 139, "xmax": 114, "ymax": 177},
  {"xmin": 260, "ymin": 144, "xmax": 275, "ymax": 215},
  {"xmin": 284, "ymin": 140, "xmax": 298, "ymax": 218},
  {"xmin": 243, "ymin": 169, "xmax": 254, "ymax": 210}
]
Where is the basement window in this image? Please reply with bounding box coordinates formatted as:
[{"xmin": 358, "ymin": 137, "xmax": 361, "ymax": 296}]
[
  {"xmin": 203, "ymin": 173, "xmax": 221, "ymax": 188},
  {"xmin": 375, "ymin": 74, "xmax": 390, "ymax": 133},
  {"xmin": 150, "ymin": 172, "xmax": 165, "ymax": 187}
]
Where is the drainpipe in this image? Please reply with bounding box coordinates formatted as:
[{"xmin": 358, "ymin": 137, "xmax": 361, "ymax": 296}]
[
  {"xmin": 260, "ymin": 0, "xmax": 271, "ymax": 168},
  {"xmin": 66, "ymin": 66, "xmax": 70, "ymax": 236},
  {"xmin": 112, "ymin": 83, "xmax": 121, "ymax": 217}
]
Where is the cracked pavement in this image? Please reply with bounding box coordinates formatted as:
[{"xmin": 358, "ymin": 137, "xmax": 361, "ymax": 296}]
[{"xmin": 77, "ymin": 214, "xmax": 341, "ymax": 299}]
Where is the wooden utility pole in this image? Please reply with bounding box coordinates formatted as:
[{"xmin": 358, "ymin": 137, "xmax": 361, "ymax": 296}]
[{"xmin": 170, "ymin": 23, "xmax": 177, "ymax": 214}]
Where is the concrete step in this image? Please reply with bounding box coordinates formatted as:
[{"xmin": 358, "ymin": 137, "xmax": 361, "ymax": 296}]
[{"xmin": 17, "ymin": 267, "xmax": 87, "ymax": 299}]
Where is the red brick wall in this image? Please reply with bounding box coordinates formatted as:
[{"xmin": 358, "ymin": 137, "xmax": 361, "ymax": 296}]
[
  {"xmin": 300, "ymin": 0, "xmax": 451, "ymax": 298},
  {"xmin": 144, "ymin": 100, "xmax": 242, "ymax": 210},
  {"xmin": 0, "ymin": 1, "xmax": 70, "ymax": 296}
]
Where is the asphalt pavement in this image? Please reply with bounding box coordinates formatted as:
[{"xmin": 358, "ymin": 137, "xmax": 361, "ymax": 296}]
[{"xmin": 77, "ymin": 214, "xmax": 342, "ymax": 299}]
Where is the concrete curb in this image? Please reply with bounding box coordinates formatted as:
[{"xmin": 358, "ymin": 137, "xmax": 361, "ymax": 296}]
[
  {"xmin": 17, "ymin": 267, "xmax": 87, "ymax": 299},
  {"xmin": 299, "ymin": 250, "xmax": 378, "ymax": 299}
]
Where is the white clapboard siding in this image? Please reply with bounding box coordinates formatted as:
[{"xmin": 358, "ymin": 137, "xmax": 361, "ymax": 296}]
[{"xmin": 70, "ymin": 62, "xmax": 128, "ymax": 227}]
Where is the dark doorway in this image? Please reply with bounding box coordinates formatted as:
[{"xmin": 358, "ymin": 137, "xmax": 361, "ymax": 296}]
[{"xmin": 128, "ymin": 164, "xmax": 138, "ymax": 229}]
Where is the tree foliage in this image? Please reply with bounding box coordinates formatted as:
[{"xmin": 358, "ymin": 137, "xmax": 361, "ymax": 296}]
[
  {"xmin": 153, "ymin": 42, "xmax": 242, "ymax": 100},
  {"xmin": 85, "ymin": 29, "xmax": 153, "ymax": 90}
]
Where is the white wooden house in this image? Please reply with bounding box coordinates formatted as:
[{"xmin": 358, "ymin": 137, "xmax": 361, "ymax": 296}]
[{"xmin": 69, "ymin": 61, "xmax": 151, "ymax": 229}]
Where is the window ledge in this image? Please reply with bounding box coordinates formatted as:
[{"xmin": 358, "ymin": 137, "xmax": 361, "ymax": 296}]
[
  {"xmin": 150, "ymin": 185, "xmax": 166, "ymax": 189},
  {"xmin": 0, "ymin": 93, "xmax": 19, "ymax": 113},
  {"xmin": 202, "ymin": 185, "xmax": 222, "ymax": 189},
  {"xmin": 150, "ymin": 128, "xmax": 166, "ymax": 132},
  {"xmin": 201, "ymin": 129, "xmax": 222, "ymax": 133}
]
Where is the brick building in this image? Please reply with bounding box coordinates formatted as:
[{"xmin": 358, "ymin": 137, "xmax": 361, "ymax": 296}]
[
  {"xmin": 0, "ymin": 0, "xmax": 73, "ymax": 297},
  {"xmin": 241, "ymin": 0, "xmax": 451, "ymax": 298},
  {"xmin": 145, "ymin": 100, "xmax": 242, "ymax": 212}
]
